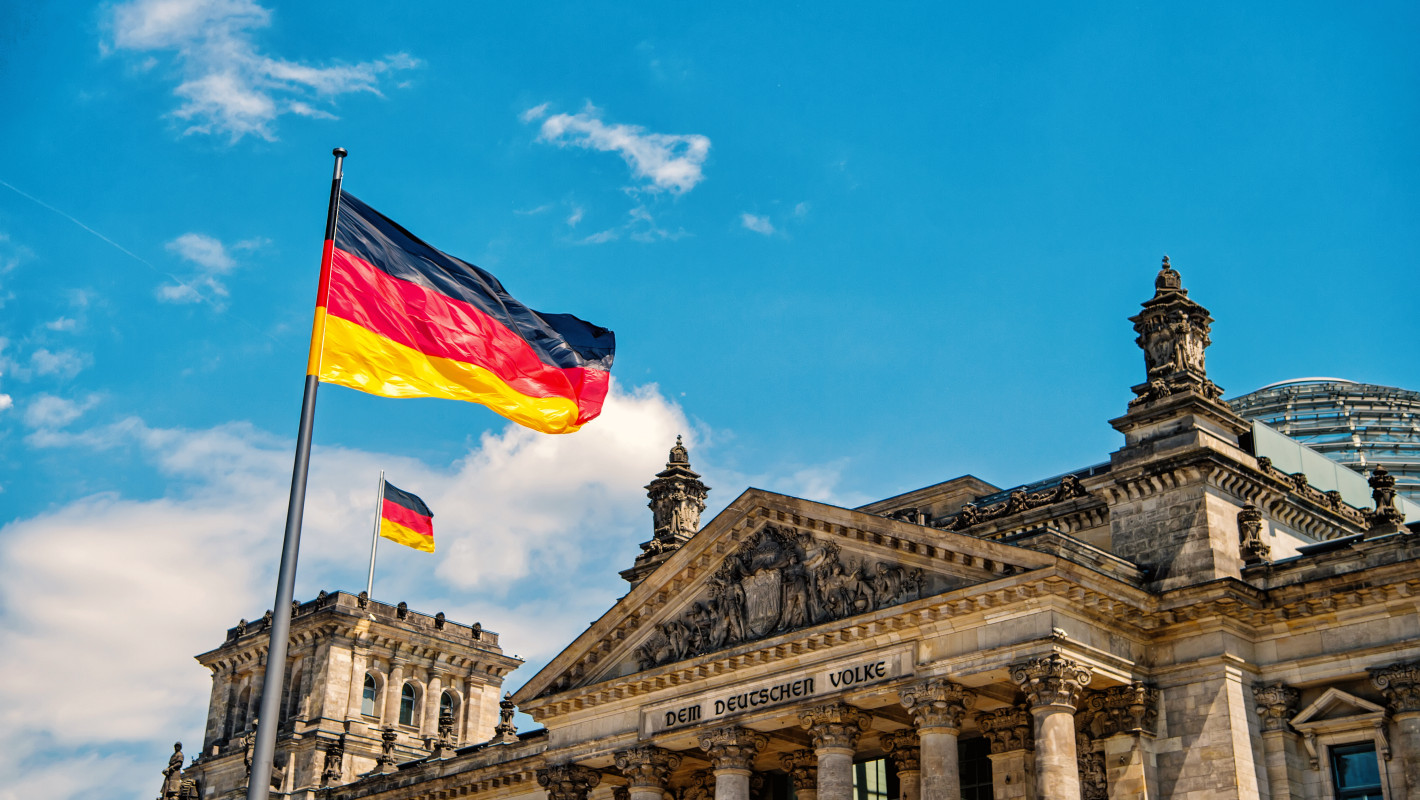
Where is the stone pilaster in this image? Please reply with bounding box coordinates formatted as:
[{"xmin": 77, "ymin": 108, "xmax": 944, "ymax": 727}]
[
  {"xmin": 900, "ymin": 678, "xmax": 973, "ymax": 800},
  {"xmin": 1372, "ymin": 662, "xmax": 1420, "ymax": 799},
  {"xmin": 615, "ymin": 746, "xmax": 683, "ymax": 800},
  {"xmin": 780, "ymin": 750, "xmax": 817, "ymax": 800},
  {"xmin": 382, "ymin": 663, "xmax": 405, "ymax": 725},
  {"xmin": 700, "ymin": 727, "xmax": 767, "ymax": 800},
  {"xmin": 801, "ymin": 704, "xmax": 871, "ymax": 800},
  {"xmin": 1084, "ymin": 682, "xmax": 1160, "ymax": 800},
  {"xmin": 538, "ymin": 764, "xmax": 602, "ymax": 800},
  {"xmin": 978, "ymin": 705, "xmax": 1034, "ymax": 800},
  {"xmin": 1012, "ymin": 655, "xmax": 1091, "ymax": 800},
  {"xmin": 1252, "ymin": 683, "xmax": 1303, "ymax": 800},
  {"xmin": 880, "ymin": 731, "xmax": 921, "ymax": 800}
]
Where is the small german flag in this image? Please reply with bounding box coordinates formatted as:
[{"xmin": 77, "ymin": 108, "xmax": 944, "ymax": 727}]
[{"xmin": 380, "ymin": 482, "xmax": 434, "ymax": 552}]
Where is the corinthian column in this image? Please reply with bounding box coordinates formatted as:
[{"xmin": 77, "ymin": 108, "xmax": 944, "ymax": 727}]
[
  {"xmin": 700, "ymin": 727, "xmax": 767, "ymax": 800},
  {"xmin": 1372, "ymin": 662, "xmax": 1420, "ymax": 800},
  {"xmin": 977, "ymin": 705, "xmax": 1035, "ymax": 800},
  {"xmin": 880, "ymin": 731, "xmax": 922, "ymax": 800},
  {"xmin": 780, "ymin": 750, "xmax": 818, "ymax": 800},
  {"xmin": 537, "ymin": 764, "xmax": 602, "ymax": 800},
  {"xmin": 800, "ymin": 704, "xmax": 872, "ymax": 800},
  {"xmin": 900, "ymin": 678, "xmax": 974, "ymax": 800},
  {"xmin": 616, "ymin": 746, "xmax": 684, "ymax": 800},
  {"xmin": 1011, "ymin": 655, "xmax": 1091, "ymax": 800}
]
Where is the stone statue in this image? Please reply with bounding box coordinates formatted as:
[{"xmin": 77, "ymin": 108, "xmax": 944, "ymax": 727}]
[
  {"xmin": 780, "ymin": 555, "xmax": 811, "ymax": 629},
  {"xmin": 160, "ymin": 742, "xmax": 184, "ymax": 798}
]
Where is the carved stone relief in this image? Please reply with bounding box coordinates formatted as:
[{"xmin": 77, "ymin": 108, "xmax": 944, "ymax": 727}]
[
  {"xmin": 1237, "ymin": 504, "xmax": 1270, "ymax": 565},
  {"xmin": 950, "ymin": 474, "xmax": 1091, "ymax": 531},
  {"xmin": 634, "ymin": 525, "xmax": 929, "ymax": 669}
]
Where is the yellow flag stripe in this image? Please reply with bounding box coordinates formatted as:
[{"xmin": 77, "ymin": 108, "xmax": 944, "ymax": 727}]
[
  {"xmin": 380, "ymin": 518, "xmax": 435, "ymax": 553},
  {"xmin": 318, "ymin": 314, "xmax": 585, "ymax": 434}
]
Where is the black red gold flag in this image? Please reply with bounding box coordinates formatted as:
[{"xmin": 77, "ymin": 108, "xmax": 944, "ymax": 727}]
[{"xmin": 379, "ymin": 481, "xmax": 434, "ymax": 552}]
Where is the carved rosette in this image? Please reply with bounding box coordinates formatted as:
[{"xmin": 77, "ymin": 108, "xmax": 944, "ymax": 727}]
[
  {"xmin": 779, "ymin": 750, "xmax": 817, "ymax": 790},
  {"xmin": 899, "ymin": 678, "xmax": 975, "ymax": 732},
  {"xmin": 699, "ymin": 727, "xmax": 768, "ymax": 772},
  {"xmin": 976, "ymin": 705, "xmax": 1033, "ymax": 753},
  {"xmin": 537, "ymin": 764, "xmax": 603, "ymax": 800},
  {"xmin": 615, "ymin": 746, "xmax": 684, "ymax": 789},
  {"xmin": 800, "ymin": 703, "xmax": 873, "ymax": 750},
  {"xmin": 1237, "ymin": 504, "xmax": 1270, "ymax": 565},
  {"xmin": 879, "ymin": 730, "xmax": 921, "ymax": 773},
  {"xmin": 1371, "ymin": 662, "xmax": 1420, "ymax": 715},
  {"xmin": 1011, "ymin": 654, "xmax": 1092, "ymax": 710},
  {"xmin": 1085, "ymin": 682, "xmax": 1161, "ymax": 737},
  {"xmin": 1251, "ymin": 683, "xmax": 1300, "ymax": 732}
]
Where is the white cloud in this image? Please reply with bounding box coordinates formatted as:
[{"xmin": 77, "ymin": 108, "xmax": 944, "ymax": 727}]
[
  {"xmin": 22, "ymin": 394, "xmax": 101, "ymax": 430},
  {"xmin": 567, "ymin": 206, "xmax": 584, "ymax": 227},
  {"xmin": 531, "ymin": 104, "xmax": 711, "ymax": 194},
  {"xmin": 43, "ymin": 317, "xmax": 78, "ymax": 332},
  {"xmin": 793, "ymin": 202, "xmax": 810, "ymax": 218},
  {"xmin": 579, "ymin": 206, "xmax": 687, "ymax": 246},
  {"xmin": 0, "ymin": 382, "xmax": 700, "ymax": 796},
  {"xmin": 166, "ymin": 232, "xmax": 234, "ymax": 273},
  {"xmin": 0, "ymin": 394, "xmax": 12, "ymax": 412},
  {"xmin": 160, "ymin": 231, "xmax": 260, "ymax": 303},
  {"xmin": 740, "ymin": 213, "xmax": 775, "ymax": 236},
  {"xmin": 519, "ymin": 102, "xmax": 549, "ymax": 123},
  {"xmin": 108, "ymin": 0, "xmax": 419, "ymax": 142},
  {"xmin": 30, "ymin": 348, "xmax": 90, "ymax": 379}
]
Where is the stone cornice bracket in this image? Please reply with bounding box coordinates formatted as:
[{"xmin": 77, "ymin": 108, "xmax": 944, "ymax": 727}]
[
  {"xmin": 1371, "ymin": 662, "xmax": 1420, "ymax": 715},
  {"xmin": 614, "ymin": 746, "xmax": 684, "ymax": 788},
  {"xmin": 800, "ymin": 703, "xmax": 874, "ymax": 750},
  {"xmin": 1085, "ymin": 681, "xmax": 1161, "ymax": 737},
  {"xmin": 1011, "ymin": 654, "xmax": 1092, "ymax": 710},
  {"xmin": 878, "ymin": 730, "xmax": 921, "ymax": 772},
  {"xmin": 698, "ymin": 727, "xmax": 768, "ymax": 772},
  {"xmin": 899, "ymin": 678, "xmax": 975, "ymax": 733},
  {"xmin": 975, "ymin": 705, "xmax": 1034, "ymax": 753},
  {"xmin": 1237, "ymin": 504, "xmax": 1271, "ymax": 565},
  {"xmin": 779, "ymin": 750, "xmax": 818, "ymax": 790},
  {"xmin": 1252, "ymin": 682, "xmax": 1300, "ymax": 732},
  {"xmin": 537, "ymin": 764, "xmax": 603, "ymax": 800}
]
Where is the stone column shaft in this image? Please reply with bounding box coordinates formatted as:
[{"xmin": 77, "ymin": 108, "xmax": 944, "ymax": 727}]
[
  {"xmin": 1011, "ymin": 655, "xmax": 1091, "ymax": 800},
  {"xmin": 383, "ymin": 663, "xmax": 405, "ymax": 725},
  {"xmin": 422, "ymin": 674, "xmax": 443, "ymax": 737},
  {"xmin": 700, "ymin": 727, "xmax": 767, "ymax": 800},
  {"xmin": 900, "ymin": 679, "xmax": 973, "ymax": 800},
  {"xmin": 801, "ymin": 704, "xmax": 872, "ymax": 800}
]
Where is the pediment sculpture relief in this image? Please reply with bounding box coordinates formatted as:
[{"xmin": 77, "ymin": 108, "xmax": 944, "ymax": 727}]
[{"xmin": 634, "ymin": 525, "xmax": 932, "ymax": 669}]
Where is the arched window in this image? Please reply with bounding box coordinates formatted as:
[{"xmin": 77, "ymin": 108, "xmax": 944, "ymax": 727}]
[
  {"xmin": 399, "ymin": 683, "xmax": 417, "ymax": 726},
  {"xmin": 235, "ymin": 686, "xmax": 252, "ymax": 734},
  {"xmin": 440, "ymin": 690, "xmax": 455, "ymax": 718},
  {"xmin": 284, "ymin": 668, "xmax": 303, "ymax": 721},
  {"xmin": 361, "ymin": 674, "xmax": 378, "ymax": 717}
]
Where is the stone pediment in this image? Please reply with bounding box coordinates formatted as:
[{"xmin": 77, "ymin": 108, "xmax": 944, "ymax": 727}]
[
  {"xmin": 514, "ymin": 489, "xmax": 1053, "ymax": 706},
  {"xmin": 1291, "ymin": 687, "xmax": 1386, "ymax": 727}
]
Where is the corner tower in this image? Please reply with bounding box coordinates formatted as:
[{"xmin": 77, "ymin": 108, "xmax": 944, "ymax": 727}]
[{"xmin": 622, "ymin": 436, "xmax": 709, "ymax": 586}]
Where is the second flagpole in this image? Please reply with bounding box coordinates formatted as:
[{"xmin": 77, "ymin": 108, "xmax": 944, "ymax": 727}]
[
  {"xmin": 367, "ymin": 469, "xmax": 386, "ymax": 596},
  {"xmin": 246, "ymin": 147, "xmax": 346, "ymax": 800}
]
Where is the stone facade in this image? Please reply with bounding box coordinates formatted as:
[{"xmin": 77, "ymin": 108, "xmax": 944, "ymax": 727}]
[{"xmin": 164, "ymin": 260, "xmax": 1420, "ymax": 800}]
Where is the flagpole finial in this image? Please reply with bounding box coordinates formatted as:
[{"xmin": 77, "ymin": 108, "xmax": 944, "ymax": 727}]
[{"xmin": 333, "ymin": 147, "xmax": 348, "ymax": 158}]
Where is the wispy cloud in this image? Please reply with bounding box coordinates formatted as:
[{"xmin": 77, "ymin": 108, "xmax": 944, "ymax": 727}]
[
  {"xmin": 740, "ymin": 213, "xmax": 775, "ymax": 236},
  {"xmin": 159, "ymin": 232, "xmax": 263, "ymax": 304},
  {"xmin": 22, "ymin": 394, "xmax": 102, "ymax": 430},
  {"xmin": 579, "ymin": 206, "xmax": 688, "ymax": 246},
  {"xmin": 107, "ymin": 0, "xmax": 420, "ymax": 142},
  {"xmin": 526, "ymin": 103, "xmax": 711, "ymax": 194},
  {"xmin": 30, "ymin": 349, "xmax": 90, "ymax": 380}
]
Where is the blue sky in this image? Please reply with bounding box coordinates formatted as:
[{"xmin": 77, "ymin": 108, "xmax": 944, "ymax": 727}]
[{"xmin": 1, "ymin": 2, "xmax": 1416, "ymax": 796}]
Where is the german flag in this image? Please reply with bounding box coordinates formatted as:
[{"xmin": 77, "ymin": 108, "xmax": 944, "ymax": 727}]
[
  {"xmin": 311, "ymin": 192, "xmax": 615, "ymax": 434},
  {"xmin": 380, "ymin": 482, "xmax": 434, "ymax": 552}
]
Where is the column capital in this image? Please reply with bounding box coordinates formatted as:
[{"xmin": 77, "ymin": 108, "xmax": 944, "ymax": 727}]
[
  {"xmin": 614, "ymin": 746, "xmax": 683, "ymax": 789},
  {"xmin": 898, "ymin": 678, "xmax": 974, "ymax": 732},
  {"xmin": 698, "ymin": 726, "xmax": 767, "ymax": 772},
  {"xmin": 975, "ymin": 705, "xmax": 1034, "ymax": 754},
  {"xmin": 1010, "ymin": 654, "xmax": 1092, "ymax": 710},
  {"xmin": 1084, "ymin": 681, "xmax": 1161, "ymax": 736},
  {"xmin": 537, "ymin": 764, "xmax": 602, "ymax": 800},
  {"xmin": 799, "ymin": 703, "xmax": 872, "ymax": 750},
  {"xmin": 879, "ymin": 730, "xmax": 921, "ymax": 773},
  {"xmin": 1371, "ymin": 661, "xmax": 1420, "ymax": 715},
  {"xmin": 778, "ymin": 750, "xmax": 817, "ymax": 790},
  {"xmin": 1252, "ymin": 682, "xmax": 1301, "ymax": 732}
]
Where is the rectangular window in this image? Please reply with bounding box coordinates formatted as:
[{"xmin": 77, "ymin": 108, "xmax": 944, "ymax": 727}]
[
  {"xmin": 1330, "ymin": 742, "xmax": 1384, "ymax": 800},
  {"xmin": 851, "ymin": 758, "xmax": 896, "ymax": 800},
  {"xmin": 958, "ymin": 737, "xmax": 994, "ymax": 800}
]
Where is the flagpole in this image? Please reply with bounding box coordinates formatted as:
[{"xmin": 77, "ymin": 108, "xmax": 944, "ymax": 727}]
[
  {"xmin": 247, "ymin": 147, "xmax": 346, "ymax": 800},
  {"xmin": 367, "ymin": 469, "xmax": 385, "ymax": 596}
]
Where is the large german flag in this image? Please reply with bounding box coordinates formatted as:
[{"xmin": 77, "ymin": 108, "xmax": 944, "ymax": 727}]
[
  {"xmin": 311, "ymin": 192, "xmax": 615, "ymax": 434},
  {"xmin": 380, "ymin": 482, "xmax": 434, "ymax": 552}
]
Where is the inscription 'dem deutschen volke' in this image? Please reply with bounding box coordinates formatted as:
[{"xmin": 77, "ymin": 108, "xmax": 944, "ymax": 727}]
[{"xmin": 642, "ymin": 649, "xmax": 911, "ymax": 735}]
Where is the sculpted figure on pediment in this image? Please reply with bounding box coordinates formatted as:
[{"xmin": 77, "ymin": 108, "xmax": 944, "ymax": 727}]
[{"xmin": 632, "ymin": 524, "xmax": 941, "ymax": 670}]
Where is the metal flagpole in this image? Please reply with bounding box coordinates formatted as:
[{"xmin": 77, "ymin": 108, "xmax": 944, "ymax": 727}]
[
  {"xmin": 367, "ymin": 469, "xmax": 385, "ymax": 596},
  {"xmin": 247, "ymin": 147, "xmax": 346, "ymax": 800}
]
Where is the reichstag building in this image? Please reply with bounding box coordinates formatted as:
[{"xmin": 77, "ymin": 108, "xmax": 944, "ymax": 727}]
[{"xmin": 159, "ymin": 260, "xmax": 1420, "ymax": 800}]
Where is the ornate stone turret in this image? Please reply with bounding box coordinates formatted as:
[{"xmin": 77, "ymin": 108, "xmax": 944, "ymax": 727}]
[
  {"xmin": 1128, "ymin": 256, "xmax": 1223, "ymax": 406},
  {"xmin": 622, "ymin": 436, "xmax": 710, "ymax": 585}
]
